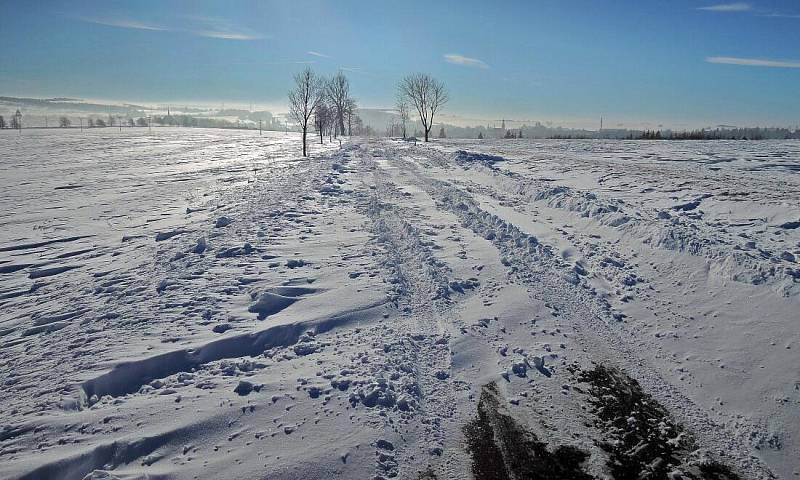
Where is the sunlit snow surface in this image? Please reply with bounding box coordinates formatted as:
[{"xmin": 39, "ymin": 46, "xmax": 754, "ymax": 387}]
[
  {"xmin": 445, "ymin": 138, "xmax": 800, "ymax": 290},
  {"xmin": 0, "ymin": 130, "xmax": 798, "ymax": 479},
  {"xmin": 1, "ymin": 128, "xmax": 308, "ymax": 248}
]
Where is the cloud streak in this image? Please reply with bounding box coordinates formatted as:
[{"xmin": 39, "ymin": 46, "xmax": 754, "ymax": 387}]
[
  {"xmin": 263, "ymin": 60, "xmax": 315, "ymax": 66},
  {"xmin": 758, "ymin": 12, "xmax": 800, "ymax": 19},
  {"xmin": 698, "ymin": 3, "xmax": 800, "ymax": 19},
  {"xmin": 77, "ymin": 16, "xmax": 167, "ymax": 31},
  {"xmin": 76, "ymin": 14, "xmax": 263, "ymax": 40},
  {"xmin": 706, "ymin": 56, "xmax": 800, "ymax": 68},
  {"xmin": 193, "ymin": 30, "xmax": 261, "ymax": 40},
  {"xmin": 444, "ymin": 54, "xmax": 489, "ymax": 69},
  {"xmin": 697, "ymin": 2, "xmax": 751, "ymax": 11},
  {"xmin": 307, "ymin": 51, "xmax": 330, "ymax": 58}
]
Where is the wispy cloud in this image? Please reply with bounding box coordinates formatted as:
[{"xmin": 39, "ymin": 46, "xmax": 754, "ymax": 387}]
[
  {"xmin": 340, "ymin": 66, "xmax": 374, "ymax": 77},
  {"xmin": 698, "ymin": 2, "xmax": 800, "ymax": 18},
  {"xmin": 193, "ymin": 30, "xmax": 261, "ymax": 40},
  {"xmin": 307, "ymin": 51, "xmax": 331, "ymax": 58},
  {"xmin": 77, "ymin": 16, "xmax": 167, "ymax": 31},
  {"xmin": 697, "ymin": 2, "xmax": 751, "ymax": 12},
  {"xmin": 706, "ymin": 56, "xmax": 800, "ymax": 68},
  {"xmin": 263, "ymin": 60, "xmax": 316, "ymax": 66},
  {"xmin": 444, "ymin": 54, "xmax": 489, "ymax": 69},
  {"xmin": 758, "ymin": 12, "xmax": 800, "ymax": 19},
  {"xmin": 76, "ymin": 14, "xmax": 263, "ymax": 40},
  {"xmin": 177, "ymin": 15, "xmax": 263, "ymax": 40},
  {"xmin": 183, "ymin": 15, "xmax": 264, "ymax": 40}
]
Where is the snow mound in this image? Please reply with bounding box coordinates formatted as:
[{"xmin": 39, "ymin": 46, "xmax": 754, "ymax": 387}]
[
  {"xmin": 451, "ymin": 150, "xmax": 504, "ymax": 167},
  {"xmin": 214, "ymin": 216, "xmax": 233, "ymax": 228},
  {"xmin": 247, "ymin": 286, "xmax": 320, "ymax": 320},
  {"xmin": 247, "ymin": 292, "xmax": 299, "ymax": 320}
]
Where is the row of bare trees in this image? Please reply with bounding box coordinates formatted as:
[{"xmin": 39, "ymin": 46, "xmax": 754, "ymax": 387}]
[
  {"xmin": 0, "ymin": 113, "xmax": 143, "ymax": 129},
  {"xmin": 288, "ymin": 68, "xmax": 448, "ymax": 156},
  {"xmin": 0, "ymin": 110, "xmax": 23, "ymax": 130},
  {"xmin": 314, "ymin": 75, "xmax": 360, "ymax": 145},
  {"xmin": 288, "ymin": 69, "xmax": 360, "ymax": 157}
]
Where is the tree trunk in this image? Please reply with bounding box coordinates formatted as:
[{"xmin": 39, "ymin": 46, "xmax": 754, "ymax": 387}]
[
  {"xmin": 424, "ymin": 127, "xmax": 430, "ymax": 142},
  {"xmin": 302, "ymin": 129, "xmax": 307, "ymax": 157}
]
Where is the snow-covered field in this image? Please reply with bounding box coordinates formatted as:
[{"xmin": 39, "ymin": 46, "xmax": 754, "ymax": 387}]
[{"xmin": 1, "ymin": 129, "xmax": 798, "ymax": 479}]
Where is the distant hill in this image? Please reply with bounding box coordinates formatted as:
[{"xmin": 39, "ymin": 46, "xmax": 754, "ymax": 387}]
[
  {"xmin": 0, "ymin": 96, "xmax": 150, "ymax": 115},
  {"xmin": 0, "ymin": 96, "xmax": 277, "ymax": 128}
]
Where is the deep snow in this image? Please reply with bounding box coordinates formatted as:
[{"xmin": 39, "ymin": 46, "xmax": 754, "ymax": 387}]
[{"xmin": 0, "ymin": 129, "xmax": 798, "ymax": 479}]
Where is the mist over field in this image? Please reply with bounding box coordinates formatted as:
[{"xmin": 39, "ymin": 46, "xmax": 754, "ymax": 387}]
[{"xmin": 1, "ymin": 2, "xmax": 799, "ymax": 480}]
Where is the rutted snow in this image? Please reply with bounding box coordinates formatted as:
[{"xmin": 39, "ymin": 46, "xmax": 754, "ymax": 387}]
[{"xmin": 1, "ymin": 130, "xmax": 797, "ymax": 479}]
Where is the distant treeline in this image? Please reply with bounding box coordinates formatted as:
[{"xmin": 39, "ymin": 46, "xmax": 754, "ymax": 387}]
[
  {"xmin": 0, "ymin": 113, "xmax": 283, "ymax": 131},
  {"xmin": 409, "ymin": 122, "xmax": 800, "ymax": 140},
  {"xmin": 546, "ymin": 127, "xmax": 799, "ymax": 140},
  {"xmin": 148, "ymin": 115, "xmax": 272, "ymax": 129},
  {"xmin": 623, "ymin": 127, "xmax": 800, "ymax": 140}
]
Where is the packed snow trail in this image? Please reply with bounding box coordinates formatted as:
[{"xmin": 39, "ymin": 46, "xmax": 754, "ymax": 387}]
[{"xmin": 1, "ymin": 131, "xmax": 797, "ymax": 479}]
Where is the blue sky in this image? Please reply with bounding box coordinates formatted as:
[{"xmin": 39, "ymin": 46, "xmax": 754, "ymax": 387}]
[{"xmin": 1, "ymin": 0, "xmax": 799, "ymax": 128}]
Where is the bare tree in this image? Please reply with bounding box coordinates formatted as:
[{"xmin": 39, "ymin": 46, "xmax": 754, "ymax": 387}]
[
  {"xmin": 288, "ymin": 67, "xmax": 325, "ymax": 157},
  {"xmin": 396, "ymin": 97, "xmax": 409, "ymax": 139},
  {"xmin": 345, "ymin": 98, "xmax": 357, "ymax": 136},
  {"xmin": 0, "ymin": 116, "xmax": 5, "ymax": 129},
  {"xmin": 59, "ymin": 116, "xmax": 71, "ymax": 127},
  {"xmin": 326, "ymin": 72, "xmax": 350, "ymax": 137},
  {"xmin": 386, "ymin": 121, "xmax": 398, "ymax": 137},
  {"xmin": 11, "ymin": 109, "xmax": 22, "ymax": 130},
  {"xmin": 398, "ymin": 73, "xmax": 448, "ymax": 142},
  {"xmin": 353, "ymin": 116, "xmax": 364, "ymax": 136},
  {"xmin": 314, "ymin": 102, "xmax": 331, "ymax": 145}
]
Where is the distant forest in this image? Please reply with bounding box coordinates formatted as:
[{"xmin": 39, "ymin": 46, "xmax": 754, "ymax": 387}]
[
  {"xmin": 435, "ymin": 123, "xmax": 800, "ymax": 141},
  {"xmin": 559, "ymin": 127, "xmax": 800, "ymax": 141}
]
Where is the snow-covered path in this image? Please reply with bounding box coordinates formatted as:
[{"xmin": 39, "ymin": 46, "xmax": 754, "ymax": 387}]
[{"xmin": 1, "ymin": 132, "xmax": 797, "ymax": 479}]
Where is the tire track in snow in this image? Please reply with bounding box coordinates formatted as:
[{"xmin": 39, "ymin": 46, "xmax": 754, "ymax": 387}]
[
  {"xmin": 357, "ymin": 145, "xmax": 471, "ymax": 477},
  {"xmin": 374, "ymin": 141, "xmax": 775, "ymax": 479}
]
